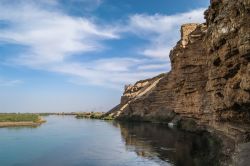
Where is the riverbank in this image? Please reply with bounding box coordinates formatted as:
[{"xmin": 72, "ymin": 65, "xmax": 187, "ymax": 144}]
[
  {"xmin": 75, "ymin": 112, "xmax": 113, "ymax": 120},
  {"xmin": 38, "ymin": 112, "xmax": 78, "ymax": 116},
  {"xmin": 0, "ymin": 113, "xmax": 46, "ymax": 127}
]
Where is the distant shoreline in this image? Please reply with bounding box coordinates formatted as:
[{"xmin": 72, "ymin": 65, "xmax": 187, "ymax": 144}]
[
  {"xmin": 0, "ymin": 120, "xmax": 45, "ymax": 127},
  {"xmin": 38, "ymin": 112, "xmax": 79, "ymax": 116},
  {"xmin": 0, "ymin": 113, "xmax": 46, "ymax": 128}
]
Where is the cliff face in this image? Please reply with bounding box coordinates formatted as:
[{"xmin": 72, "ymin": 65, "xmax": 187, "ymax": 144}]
[
  {"xmin": 112, "ymin": 23, "xmax": 211, "ymax": 123},
  {"xmin": 107, "ymin": 0, "xmax": 250, "ymax": 160},
  {"xmin": 109, "ymin": 0, "xmax": 249, "ymax": 125},
  {"xmin": 107, "ymin": 73, "xmax": 166, "ymax": 118},
  {"xmin": 205, "ymin": 0, "xmax": 250, "ymax": 123}
]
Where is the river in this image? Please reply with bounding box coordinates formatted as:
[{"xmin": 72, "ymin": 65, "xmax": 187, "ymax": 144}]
[{"xmin": 0, "ymin": 115, "xmax": 220, "ymax": 166}]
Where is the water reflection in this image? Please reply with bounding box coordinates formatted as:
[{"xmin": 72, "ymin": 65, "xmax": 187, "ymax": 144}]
[
  {"xmin": 0, "ymin": 116, "xmax": 221, "ymax": 166},
  {"xmin": 1, "ymin": 126, "xmax": 40, "ymax": 130},
  {"xmin": 114, "ymin": 122, "xmax": 220, "ymax": 166}
]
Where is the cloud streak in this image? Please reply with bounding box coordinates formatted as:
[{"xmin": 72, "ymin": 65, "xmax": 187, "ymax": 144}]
[
  {"xmin": 127, "ymin": 9, "xmax": 206, "ymax": 59},
  {"xmin": 0, "ymin": 78, "xmax": 23, "ymax": 86},
  {"xmin": 0, "ymin": 1, "xmax": 206, "ymax": 89},
  {"xmin": 40, "ymin": 58, "xmax": 167, "ymax": 89},
  {"xmin": 0, "ymin": 2, "xmax": 118, "ymax": 65}
]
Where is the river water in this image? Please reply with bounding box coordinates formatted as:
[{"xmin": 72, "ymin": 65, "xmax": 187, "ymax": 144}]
[{"xmin": 0, "ymin": 116, "xmax": 220, "ymax": 166}]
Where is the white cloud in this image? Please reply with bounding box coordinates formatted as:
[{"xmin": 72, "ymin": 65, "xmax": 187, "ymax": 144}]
[
  {"xmin": 129, "ymin": 9, "xmax": 205, "ymax": 35},
  {"xmin": 127, "ymin": 8, "xmax": 206, "ymax": 59},
  {"xmin": 0, "ymin": 1, "xmax": 206, "ymax": 89},
  {"xmin": 142, "ymin": 46, "xmax": 172, "ymax": 59},
  {"xmin": 0, "ymin": 2, "xmax": 118, "ymax": 65},
  {"xmin": 137, "ymin": 63, "xmax": 168, "ymax": 71},
  {"xmin": 43, "ymin": 58, "xmax": 165, "ymax": 89},
  {"xmin": 93, "ymin": 58, "xmax": 141, "ymax": 72}
]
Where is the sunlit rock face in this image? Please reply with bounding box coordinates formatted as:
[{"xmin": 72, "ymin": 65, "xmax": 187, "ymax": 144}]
[
  {"xmin": 180, "ymin": 23, "xmax": 199, "ymax": 48},
  {"xmin": 105, "ymin": 0, "xmax": 250, "ymax": 165},
  {"xmin": 106, "ymin": 1, "xmax": 250, "ymax": 161},
  {"xmin": 106, "ymin": 74, "xmax": 166, "ymax": 119},
  {"xmin": 107, "ymin": 19, "xmax": 209, "ymax": 124},
  {"xmin": 107, "ymin": 25, "xmax": 209, "ymax": 121},
  {"xmin": 106, "ymin": 0, "xmax": 250, "ymax": 164},
  {"xmin": 107, "ymin": 0, "xmax": 250, "ymax": 136}
]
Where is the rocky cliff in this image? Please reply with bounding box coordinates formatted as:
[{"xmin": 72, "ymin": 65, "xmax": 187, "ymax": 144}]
[{"xmin": 106, "ymin": 0, "xmax": 250, "ymax": 165}]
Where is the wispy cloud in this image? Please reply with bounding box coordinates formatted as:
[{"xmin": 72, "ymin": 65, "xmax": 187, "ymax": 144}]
[
  {"xmin": 0, "ymin": 0, "xmax": 206, "ymax": 89},
  {"xmin": 43, "ymin": 58, "xmax": 166, "ymax": 89},
  {"xmin": 137, "ymin": 63, "xmax": 168, "ymax": 71},
  {"xmin": 127, "ymin": 9, "xmax": 206, "ymax": 59},
  {"xmin": 0, "ymin": 78, "xmax": 23, "ymax": 86},
  {"xmin": 0, "ymin": 2, "xmax": 118, "ymax": 65}
]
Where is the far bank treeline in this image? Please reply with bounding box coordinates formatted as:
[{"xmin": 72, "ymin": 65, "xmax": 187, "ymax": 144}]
[
  {"xmin": 0, "ymin": 112, "xmax": 113, "ymax": 127},
  {"xmin": 75, "ymin": 112, "xmax": 113, "ymax": 120},
  {"xmin": 37, "ymin": 112, "xmax": 113, "ymax": 120}
]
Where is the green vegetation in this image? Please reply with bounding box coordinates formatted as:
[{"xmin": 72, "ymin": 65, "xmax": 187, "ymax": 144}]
[
  {"xmin": 75, "ymin": 112, "xmax": 103, "ymax": 119},
  {"xmin": 38, "ymin": 112, "xmax": 78, "ymax": 116},
  {"xmin": 75, "ymin": 112, "xmax": 114, "ymax": 120},
  {"xmin": 38, "ymin": 113, "xmax": 52, "ymax": 116},
  {"xmin": 102, "ymin": 115, "xmax": 114, "ymax": 120},
  {"xmin": 0, "ymin": 113, "xmax": 41, "ymax": 123}
]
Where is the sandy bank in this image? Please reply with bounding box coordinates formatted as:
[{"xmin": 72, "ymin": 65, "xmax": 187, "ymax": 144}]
[{"xmin": 0, "ymin": 119, "xmax": 46, "ymax": 127}]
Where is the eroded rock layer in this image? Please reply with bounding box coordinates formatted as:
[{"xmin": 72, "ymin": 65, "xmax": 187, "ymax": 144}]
[{"xmin": 106, "ymin": 0, "xmax": 250, "ymax": 164}]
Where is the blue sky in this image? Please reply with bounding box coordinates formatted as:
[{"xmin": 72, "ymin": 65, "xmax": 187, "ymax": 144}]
[{"xmin": 0, "ymin": 0, "xmax": 209, "ymax": 113}]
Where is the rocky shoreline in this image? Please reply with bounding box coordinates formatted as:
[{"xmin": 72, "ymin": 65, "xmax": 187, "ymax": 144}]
[{"xmin": 104, "ymin": 0, "xmax": 250, "ymax": 165}]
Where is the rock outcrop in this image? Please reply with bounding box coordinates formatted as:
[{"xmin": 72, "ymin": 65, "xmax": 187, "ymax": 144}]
[
  {"xmin": 106, "ymin": 0, "xmax": 250, "ymax": 165},
  {"xmin": 106, "ymin": 73, "xmax": 166, "ymax": 118}
]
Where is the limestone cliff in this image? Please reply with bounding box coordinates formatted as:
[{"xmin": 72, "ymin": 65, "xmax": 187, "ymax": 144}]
[{"xmin": 106, "ymin": 0, "xmax": 250, "ymax": 165}]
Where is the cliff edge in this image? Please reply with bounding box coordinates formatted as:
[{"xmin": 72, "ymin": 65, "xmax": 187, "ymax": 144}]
[{"xmin": 106, "ymin": 0, "xmax": 250, "ymax": 165}]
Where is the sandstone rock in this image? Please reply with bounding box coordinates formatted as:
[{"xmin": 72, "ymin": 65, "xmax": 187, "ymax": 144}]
[
  {"xmin": 106, "ymin": 0, "xmax": 250, "ymax": 164},
  {"xmin": 107, "ymin": 0, "xmax": 250, "ymax": 128},
  {"xmin": 180, "ymin": 23, "xmax": 199, "ymax": 48}
]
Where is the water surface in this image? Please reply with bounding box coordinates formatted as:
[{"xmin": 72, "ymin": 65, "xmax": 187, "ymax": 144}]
[{"xmin": 0, "ymin": 116, "xmax": 219, "ymax": 166}]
